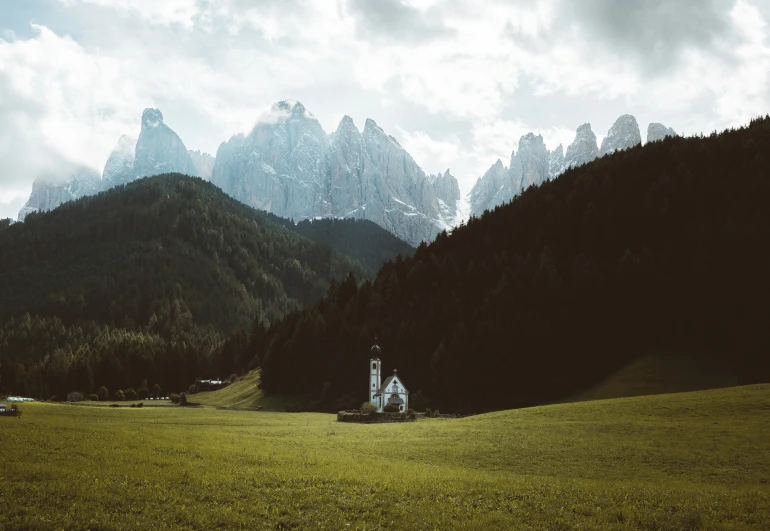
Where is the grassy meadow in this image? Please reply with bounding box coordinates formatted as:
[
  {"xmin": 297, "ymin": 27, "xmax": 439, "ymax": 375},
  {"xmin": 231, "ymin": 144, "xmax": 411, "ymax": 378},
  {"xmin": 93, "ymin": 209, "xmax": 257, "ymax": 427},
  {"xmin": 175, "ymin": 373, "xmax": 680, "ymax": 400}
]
[{"xmin": 1, "ymin": 385, "xmax": 769, "ymax": 530}]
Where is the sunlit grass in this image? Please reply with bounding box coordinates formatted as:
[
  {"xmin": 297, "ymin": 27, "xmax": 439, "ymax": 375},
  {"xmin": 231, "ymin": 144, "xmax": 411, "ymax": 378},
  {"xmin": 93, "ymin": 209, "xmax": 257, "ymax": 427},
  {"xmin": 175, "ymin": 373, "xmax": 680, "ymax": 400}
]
[{"xmin": 2, "ymin": 385, "xmax": 768, "ymax": 529}]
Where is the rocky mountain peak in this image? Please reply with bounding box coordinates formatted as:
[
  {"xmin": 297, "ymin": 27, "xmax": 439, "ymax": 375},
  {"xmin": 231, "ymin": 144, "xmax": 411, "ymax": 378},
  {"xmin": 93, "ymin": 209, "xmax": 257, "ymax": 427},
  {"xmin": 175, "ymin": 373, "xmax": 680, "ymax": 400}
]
[
  {"xmin": 548, "ymin": 144, "xmax": 565, "ymax": 179},
  {"xmin": 647, "ymin": 123, "xmax": 677, "ymax": 143},
  {"xmin": 600, "ymin": 114, "xmax": 642, "ymax": 156},
  {"xmin": 142, "ymin": 108, "xmax": 163, "ymax": 129},
  {"xmin": 564, "ymin": 123, "xmax": 599, "ymax": 170},
  {"xmin": 18, "ymin": 166, "xmax": 102, "ymax": 221},
  {"xmin": 102, "ymin": 135, "xmax": 137, "ymax": 188},
  {"xmin": 134, "ymin": 108, "xmax": 197, "ymax": 179}
]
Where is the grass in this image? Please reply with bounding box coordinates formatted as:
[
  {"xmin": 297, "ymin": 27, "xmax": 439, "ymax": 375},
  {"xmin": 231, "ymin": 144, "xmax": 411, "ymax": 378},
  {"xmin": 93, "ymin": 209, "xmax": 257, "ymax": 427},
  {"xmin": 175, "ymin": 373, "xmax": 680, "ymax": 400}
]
[
  {"xmin": 192, "ymin": 370, "xmax": 301, "ymax": 411},
  {"xmin": 571, "ymin": 352, "xmax": 742, "ymax": 402},
  {"xmin": 1, "ymin": 384, "xmax": 768, "ymax": 530}
]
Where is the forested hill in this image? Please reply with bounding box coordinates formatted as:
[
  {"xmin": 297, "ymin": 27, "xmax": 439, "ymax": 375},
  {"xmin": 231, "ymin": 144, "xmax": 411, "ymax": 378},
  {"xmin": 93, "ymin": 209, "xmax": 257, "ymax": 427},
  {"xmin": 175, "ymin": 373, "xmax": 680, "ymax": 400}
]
[
  {"xmin": 0, "ymin": 174, "xmax": 411, "ymax": 398},
  {"xmin": 272, "ymin": 217, "xmax": 415, "ymax": 275},
  {"xmin": 256, "ymin": 116, "xmax": 770, "ymax": 412}
]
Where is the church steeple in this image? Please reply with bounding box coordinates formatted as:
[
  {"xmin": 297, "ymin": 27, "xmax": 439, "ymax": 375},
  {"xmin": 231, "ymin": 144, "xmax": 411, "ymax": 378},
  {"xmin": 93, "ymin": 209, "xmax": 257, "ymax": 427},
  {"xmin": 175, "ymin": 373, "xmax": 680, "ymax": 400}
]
[{"xmin": 369, "ymin": 336, "xmax": 382, "ymax": 407}]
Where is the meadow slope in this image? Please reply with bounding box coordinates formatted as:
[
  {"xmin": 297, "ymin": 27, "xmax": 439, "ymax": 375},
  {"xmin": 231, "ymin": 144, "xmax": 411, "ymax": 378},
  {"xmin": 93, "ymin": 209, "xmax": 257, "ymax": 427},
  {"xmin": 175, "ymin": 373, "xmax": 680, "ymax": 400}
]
[{"xmin": 1, "ymin": 384, "xmax": 768, "ymax": 530}]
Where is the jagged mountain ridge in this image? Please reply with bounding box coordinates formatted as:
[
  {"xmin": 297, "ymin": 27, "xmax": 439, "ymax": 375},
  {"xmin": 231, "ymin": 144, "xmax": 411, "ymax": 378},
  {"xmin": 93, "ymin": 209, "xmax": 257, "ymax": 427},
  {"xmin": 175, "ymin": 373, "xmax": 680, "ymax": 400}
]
[
  {"xmin": 17, "ymin": 101, "xmax": 459, "ymax": 246},
  {"xmin": 211, "ymin": 101, "xmax": 460, "ymax": 246},
  {"xmin": 17, "ymin": 109, "xmax": 215, "ymax": 221},
  {"xmin": 469, "ymin": 115, "xmax": 677, "ymax": 216}
]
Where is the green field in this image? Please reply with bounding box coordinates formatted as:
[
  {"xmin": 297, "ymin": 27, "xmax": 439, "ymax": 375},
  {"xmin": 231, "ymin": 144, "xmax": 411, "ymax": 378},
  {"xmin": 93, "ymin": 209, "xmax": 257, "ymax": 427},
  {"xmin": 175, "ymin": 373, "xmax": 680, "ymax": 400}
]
[{"xmin": 1, "ymin": 385, "xmax": 769, "ymax": 530}]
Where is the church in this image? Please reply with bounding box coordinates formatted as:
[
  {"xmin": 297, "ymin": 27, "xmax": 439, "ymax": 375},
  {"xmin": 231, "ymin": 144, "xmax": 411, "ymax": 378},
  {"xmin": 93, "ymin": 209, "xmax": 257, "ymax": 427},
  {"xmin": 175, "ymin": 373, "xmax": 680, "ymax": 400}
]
[{"xmin": 368, "ymin": 341, "xmax": 409, "ymax": 412}]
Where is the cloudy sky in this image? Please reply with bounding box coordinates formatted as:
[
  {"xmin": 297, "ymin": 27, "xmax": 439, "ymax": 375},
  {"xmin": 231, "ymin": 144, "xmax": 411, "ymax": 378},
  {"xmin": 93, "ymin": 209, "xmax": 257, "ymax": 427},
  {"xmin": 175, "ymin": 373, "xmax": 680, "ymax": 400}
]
[{"xmin": 1, "ymin": 0, "xmax": 769, "ymax": 219}]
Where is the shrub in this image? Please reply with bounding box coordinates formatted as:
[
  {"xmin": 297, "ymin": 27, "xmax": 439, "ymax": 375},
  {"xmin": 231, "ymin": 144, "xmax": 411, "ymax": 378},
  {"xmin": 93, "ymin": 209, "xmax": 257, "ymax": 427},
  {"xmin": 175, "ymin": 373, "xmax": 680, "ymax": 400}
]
[
  {"xmin": 170, "ymin": 393, "xmax": 181, "ymax": 404},
  {"xmin": 179, "ymin": 392, "xmax": 188, "ymax": 406},
  {"xmin": 188, "ymin": 384, "xmax": 197, "ymax": 395},
  {"xmin": 109, "ymin": 403, "xmax": 120, "ymax": 408},
  {"xmin": 97, "ymin": 386, "xmax": 109, "ymax": 401},
  {"xmin": 360, "ymin": 402, "xmax": 377, "ymax": 415},
  {"xmin": 124, "ymin": 388, "xmax": 138, "ymax": 401},
  {"xmin": 137, "ymin": 402, "xmax": 143, "ymax": 408},
  {"xmin": 152, "ymin": 384, "xmax": 162, "ymax": 399},
  {"xmin": 88, "ymin": 394, "xmax": 99, "ymax": 401},
  {"xmin": 49, "ymin": 395, "xmax": 59, "ymax": 402},
  {"xmin": 228, "ymin": 374, "xmax": 238, "ymax": 383},
  {"xmin": 383, "ymin": 404, "xmax": 400, "ymax": 413},
  {"xmin": 114, "ymin": 390, "xmax": 125, "ymax": 401},
  {"xmin": 425, "ymin": 408, "xmax": 432, "ymax": 417},
  {"xmin": 136, "ymin": 387, "xmax": 150, "ymax": 400},
  {"xmin": 406, "ymin": 409, "xmax": 417, "ymax": 419},
  {"xmin": 433, "ymin": 409, "xmax": 441, "ymax": 418}
]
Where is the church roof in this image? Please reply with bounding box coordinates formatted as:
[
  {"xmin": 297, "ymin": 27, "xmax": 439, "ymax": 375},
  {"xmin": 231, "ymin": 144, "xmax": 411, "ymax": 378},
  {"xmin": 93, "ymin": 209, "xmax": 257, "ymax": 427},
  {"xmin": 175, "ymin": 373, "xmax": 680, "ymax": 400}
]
[
  {"xmin": 370, "ymin": 343, "xmax": 382, "ymax": 359},
  {"xmin": 373, "ymin": 372, "xmax": 409, "ymax": 397}
]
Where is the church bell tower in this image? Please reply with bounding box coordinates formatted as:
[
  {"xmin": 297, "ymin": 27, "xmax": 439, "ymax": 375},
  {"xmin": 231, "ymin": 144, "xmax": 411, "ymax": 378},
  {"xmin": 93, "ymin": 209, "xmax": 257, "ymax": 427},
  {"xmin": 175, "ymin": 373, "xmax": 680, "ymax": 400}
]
[{"xmin": 369, "ymin": 339, "xmax": 382, "ymax": 406}]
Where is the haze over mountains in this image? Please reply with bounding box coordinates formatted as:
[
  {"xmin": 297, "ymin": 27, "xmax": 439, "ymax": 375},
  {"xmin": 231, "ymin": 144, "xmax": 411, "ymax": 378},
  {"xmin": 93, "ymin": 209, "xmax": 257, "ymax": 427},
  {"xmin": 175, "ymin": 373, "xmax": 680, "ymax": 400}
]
[
  {"xmin": 17, "ymin": 102, "xmax": 676, "ymax": 245},
  {"xmin": 17, "ymin": 109, "xmax": 213, "ymax": 221}
]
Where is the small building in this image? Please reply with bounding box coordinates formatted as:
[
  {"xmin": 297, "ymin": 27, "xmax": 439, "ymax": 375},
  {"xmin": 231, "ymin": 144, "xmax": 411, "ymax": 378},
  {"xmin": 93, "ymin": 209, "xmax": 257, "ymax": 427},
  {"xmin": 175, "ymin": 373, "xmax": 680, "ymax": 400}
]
[
  {"xmin": 0, "ymin": 404, "xmax": 6, "ymax": 413},
  {"xmin": 368, "ymin": 341, "xmax": 409, "ymax": 412}
]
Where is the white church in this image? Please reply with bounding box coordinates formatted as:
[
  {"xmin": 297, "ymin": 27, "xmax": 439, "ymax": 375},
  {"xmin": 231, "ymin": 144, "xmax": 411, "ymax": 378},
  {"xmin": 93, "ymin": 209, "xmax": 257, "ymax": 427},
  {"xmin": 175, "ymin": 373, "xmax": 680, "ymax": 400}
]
[{"xmin": 368, "ymin": 341, "xmax": 409, "ymax": 412}]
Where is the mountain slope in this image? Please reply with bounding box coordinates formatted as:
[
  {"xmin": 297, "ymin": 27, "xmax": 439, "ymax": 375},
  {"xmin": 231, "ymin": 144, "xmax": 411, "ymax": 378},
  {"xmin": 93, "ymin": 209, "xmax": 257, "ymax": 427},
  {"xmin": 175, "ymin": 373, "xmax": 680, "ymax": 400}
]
[
  {"xmin": 0, "ymin": 174, "xmax": 372, "ymax": 337},
  {"xmin": 254, "ymin": 116, "xmax": 770, "ymax": 412}
]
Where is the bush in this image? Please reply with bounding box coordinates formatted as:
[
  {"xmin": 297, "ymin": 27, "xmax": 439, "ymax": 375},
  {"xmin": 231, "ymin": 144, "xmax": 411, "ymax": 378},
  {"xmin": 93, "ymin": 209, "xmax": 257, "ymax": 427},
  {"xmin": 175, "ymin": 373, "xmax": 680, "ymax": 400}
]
[
  {"xmin": 88, "ymin": 394, "xmax": 99, "ymax": 401},
  {"xmin": 124, "ymin": 388, "xmax": 138, "ymax": 401},
  {"xmin": 170, "ymin": 393, "xmax": 181, "ymax": 404},
  {"xmin": 152, "ymin": 383, "xmax": 162, "ymax": 399},
  {"xmin": 405, "ymin": 409, "xmax": 417, "ymax": 419},
  {"xmin": 360, "ymin": 402, "xmax": 377, "ymax": 415},
  {"xmin": 49, "ymin": 395, "xmax": 59, "ymax": 402},
  {"xmin": 97, "ymin": 386, "xmax": 109, "ymax": 401},
  {"xmin": 136, "ymin": 387, "xmax": 150, "ymax": 400},
  {"xmin": 228, "ymin": 374, "xmax": 238, "ymax": 383},
  {"xmin": 136, "ymin": 402, "xmax": 143, "ymax": 408},
  {"xmin": 425, "ymin": 408, "xmax": 432, "ymax": 417},
  {"xmin": 179, "ymin": 392, "xmax": 188, "ymax": 406},
  {"xmin": 383, "ymin": 404, "xmax": 400, "ymax": 413},
  {"xmin": 433, "ymin": 409, "xmax": 441, "ymax": 418},
  {"xmin": 188, "ymin": 384, "xmax": 197, "ymax": 395},
  {"xmin": 114, "ymin": 390, "xmax": 125, "ymax": 401}
]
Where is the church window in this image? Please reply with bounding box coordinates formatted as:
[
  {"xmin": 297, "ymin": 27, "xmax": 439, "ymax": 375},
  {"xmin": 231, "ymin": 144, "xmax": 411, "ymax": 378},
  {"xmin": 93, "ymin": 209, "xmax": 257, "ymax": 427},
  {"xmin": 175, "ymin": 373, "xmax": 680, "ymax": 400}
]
[{"xmin": 372, "ymin": 363, "xmax": 376, "ymax": 370}]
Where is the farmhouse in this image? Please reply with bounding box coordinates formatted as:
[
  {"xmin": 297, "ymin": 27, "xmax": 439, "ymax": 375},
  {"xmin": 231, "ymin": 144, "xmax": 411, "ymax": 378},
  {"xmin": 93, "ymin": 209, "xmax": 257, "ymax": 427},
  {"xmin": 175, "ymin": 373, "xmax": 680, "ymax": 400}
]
[{"xmin": 368, "ymin": 342, "xmax": 409, "ymax": 412}]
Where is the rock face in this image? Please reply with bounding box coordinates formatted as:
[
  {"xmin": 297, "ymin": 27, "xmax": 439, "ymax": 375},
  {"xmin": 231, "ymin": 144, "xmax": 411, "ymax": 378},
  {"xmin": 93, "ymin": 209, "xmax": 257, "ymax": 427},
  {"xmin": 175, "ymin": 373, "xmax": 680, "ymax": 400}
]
[
  {"xmin": 469, "ymin": 133, "xmax": 551, "ymax": 217},
  {"xmin": 429, "ymin": 169, "xmax": 462, "ymax": 225},
  {"xmin": 188, "ymin": 150, "xmax": 215, "ymax": 180},
  {"xmin": 212, "ymin": 101, "xmax": 459, "ymax": 245},
  {"xmin": 548, "ymin": 145, "xmax": 565, "ymax": 179},
  {"xmin": 647, "ymin": 123, "xmax": 677, "ymax": 143},
  {"xmin": 599, "ymin": 114, "xmax": 642, "ymax": 156},
  {"xmin": 515, "ymin": 133, "xmax": 549, "ymax": 190},
  {"xmin": 18, "ymin": 167, "xmax": 102, "ymax": 221},
  {"xmin": 469, "ymin": 159, "xmax": 512, "ymax": 217},
  {"xmin": 134, "ymin": 108, "xmax": 197, "ymax": 179},
  {"xmin": 212, "ymin": 101, "xmax": 329, "ymax": 221},
  {"xmin": 101, "ymin": 135, "xmax": 136, "ymax": 189},
  {"xmin": 564, "ymin": 124, "xmax": 599, "ymax": 170}
]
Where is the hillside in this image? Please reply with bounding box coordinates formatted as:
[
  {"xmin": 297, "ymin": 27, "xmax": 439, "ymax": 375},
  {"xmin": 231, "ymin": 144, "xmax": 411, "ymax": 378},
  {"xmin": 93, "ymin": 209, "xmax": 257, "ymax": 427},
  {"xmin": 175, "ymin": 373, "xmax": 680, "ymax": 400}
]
[
  {"xmin": 0, "ymin": 174, "xmax": 410, "ymax": 398},
  {"xmin": 252, "ymin": 117, "xmax": 770, "ymax": 412},
  {"xmin": 2, "ymin": 385, "xmax": 769, "ymax": 529},
  {"xmin": 278, "ymin": 217, "xmax": 415, "ymax": 274}
]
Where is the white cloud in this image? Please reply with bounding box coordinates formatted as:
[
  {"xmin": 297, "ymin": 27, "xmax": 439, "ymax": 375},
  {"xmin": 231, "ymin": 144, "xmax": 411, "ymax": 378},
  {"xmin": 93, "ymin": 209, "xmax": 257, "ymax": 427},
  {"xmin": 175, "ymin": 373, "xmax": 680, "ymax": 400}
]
[{"xmin": 0, "ymin": 0, "xmax": 768, "ymax": 219}]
